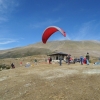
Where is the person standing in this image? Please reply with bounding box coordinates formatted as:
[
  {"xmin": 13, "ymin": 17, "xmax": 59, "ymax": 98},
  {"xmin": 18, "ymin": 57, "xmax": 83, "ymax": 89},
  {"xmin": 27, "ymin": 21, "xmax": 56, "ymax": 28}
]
[
  {"xmin": 80, "ymin": 56, "xmax": 84, "ymax": 65},
  {"xmin": 59, "ymin": 56, "xmax": 62, "ymax": 66},
  {"xmin": 86, "ymin": 52, "xmax": 90, "ymax": 65},
  {"xmin": 49, "ymin": 57, "xmax": 52, "ymax": 64},
  {"xmin": 11, "ymin": 63, "xmax": 15, "ymax": 68},
  {"xmin": 68, "ymin": 54, "xmax": 70, "ymax": 65}
]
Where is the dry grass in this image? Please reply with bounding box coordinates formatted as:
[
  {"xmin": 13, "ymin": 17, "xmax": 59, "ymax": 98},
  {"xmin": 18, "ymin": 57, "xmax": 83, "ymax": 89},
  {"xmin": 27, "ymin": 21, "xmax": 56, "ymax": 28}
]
[
  {"xmin": 0, "ymin": 61, "xmax": 100, "ymax": 100},
  {"xmin": 0, "ymin": 40, "xmax": 100, "ymax": 100},
  {"xmin": 0, "ymin": 40, "xmax": 100, "ymax": 58}
]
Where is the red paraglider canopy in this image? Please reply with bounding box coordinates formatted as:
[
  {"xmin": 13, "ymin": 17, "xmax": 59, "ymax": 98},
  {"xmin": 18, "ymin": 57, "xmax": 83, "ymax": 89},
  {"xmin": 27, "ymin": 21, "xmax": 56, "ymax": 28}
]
[{"xmin": 42, "ymin": 26, "xmax": 66, "ymax": 44}]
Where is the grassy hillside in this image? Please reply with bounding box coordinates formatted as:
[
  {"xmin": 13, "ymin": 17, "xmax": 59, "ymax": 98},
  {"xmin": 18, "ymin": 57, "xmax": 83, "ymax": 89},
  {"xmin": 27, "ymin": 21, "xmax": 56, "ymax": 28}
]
[
  {"xmin": 0, "ymin": 40, "xmax": 100, "ymax": 59},
  {"xmin": 0, "ymin": 47, "xmax": 52, "ymax": 59}
]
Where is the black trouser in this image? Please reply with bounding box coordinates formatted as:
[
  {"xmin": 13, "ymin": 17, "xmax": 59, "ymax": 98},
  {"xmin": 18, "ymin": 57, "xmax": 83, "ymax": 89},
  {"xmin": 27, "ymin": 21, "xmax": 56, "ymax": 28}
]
[{"xmin": 59, "ymin": 60, "xmax": 62, "ymax": 66}]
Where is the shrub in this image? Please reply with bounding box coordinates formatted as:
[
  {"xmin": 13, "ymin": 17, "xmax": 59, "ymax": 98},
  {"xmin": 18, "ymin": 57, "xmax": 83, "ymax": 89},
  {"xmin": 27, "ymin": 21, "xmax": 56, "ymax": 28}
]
[
  {"xmin": 6, "ymin": 65, "xmax": 11, "ymax": 69},
  {"xmin": 2, "ymin": 64, "xmax": 6, "ymax": 69},
  {"xmin": 0, "ymin": 68, "xmax": 2, "ymax": 71},
  {"xmin": 0, "ymin": 64, "xmax": 11, "ymax": 70},
  {"xmin": 0, "ymin": 65, "xmax": 2, "ymax": 68}
]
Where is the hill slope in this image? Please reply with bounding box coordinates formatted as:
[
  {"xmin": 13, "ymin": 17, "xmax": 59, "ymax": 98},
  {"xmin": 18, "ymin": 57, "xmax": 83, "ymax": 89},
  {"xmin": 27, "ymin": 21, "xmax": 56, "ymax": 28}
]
[{"xmin": 0, "ymin": 40, "xmax": 100, "ymax": 58}]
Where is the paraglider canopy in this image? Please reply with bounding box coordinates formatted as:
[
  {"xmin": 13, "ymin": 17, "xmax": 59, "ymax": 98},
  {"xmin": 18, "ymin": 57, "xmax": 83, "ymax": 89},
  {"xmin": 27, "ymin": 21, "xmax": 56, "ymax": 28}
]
[{"xmin": 42, "ymin": 26, "xmax": 66, "ymax": 44}]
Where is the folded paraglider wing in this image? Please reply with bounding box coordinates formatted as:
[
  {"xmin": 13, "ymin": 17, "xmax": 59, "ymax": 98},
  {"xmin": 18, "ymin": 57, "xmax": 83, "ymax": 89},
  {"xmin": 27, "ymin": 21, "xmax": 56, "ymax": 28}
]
[{"xmin": 42, "ymin": 26, "xmax": 66, "ymax": 44}]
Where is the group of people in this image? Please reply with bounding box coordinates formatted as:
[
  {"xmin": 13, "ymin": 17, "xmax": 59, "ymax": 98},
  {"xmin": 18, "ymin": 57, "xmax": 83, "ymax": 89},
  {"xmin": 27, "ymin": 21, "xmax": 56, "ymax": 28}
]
[
  {"xmin": 66, "ymin": 54, "xmax": 71, "ymax": 65},
  {"xmin": 80, "ymin": 53, "xmax": 90, "ymax": 65},
  {"xmin": 48, "ymin": 54, "xmax": 71, "ymax": 66},
  {"xmin": 48, "ymin": 52, "xmax": 90, "ymax": 66},
  {"xmin": 10, "ymin": 53, "xmax": 90, "ymax": 68}
]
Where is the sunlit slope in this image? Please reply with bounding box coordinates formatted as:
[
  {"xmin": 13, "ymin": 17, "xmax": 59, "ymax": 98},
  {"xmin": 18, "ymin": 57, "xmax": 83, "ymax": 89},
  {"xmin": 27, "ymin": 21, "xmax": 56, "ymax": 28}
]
[
  {"xmin": 27, "ymin": 40, "xmax": 100, "ymax": 57},
  {"xmin": 0, "ymin": 40, "xmax": 100, "ymax": 58}
]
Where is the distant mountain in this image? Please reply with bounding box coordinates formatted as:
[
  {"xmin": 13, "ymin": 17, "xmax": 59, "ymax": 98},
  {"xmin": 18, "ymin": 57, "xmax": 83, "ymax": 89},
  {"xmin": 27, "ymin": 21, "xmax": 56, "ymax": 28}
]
[{"xmin": 0, "ymin": 40, "xmax": 100, "ymax": 58}]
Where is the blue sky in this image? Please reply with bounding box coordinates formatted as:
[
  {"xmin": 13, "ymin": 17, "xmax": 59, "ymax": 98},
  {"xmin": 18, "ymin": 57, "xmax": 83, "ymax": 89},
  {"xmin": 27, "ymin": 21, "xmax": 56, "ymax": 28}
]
[{"xmin": 0, "ymin": 0, "xmax": 100, "ymax": 50}]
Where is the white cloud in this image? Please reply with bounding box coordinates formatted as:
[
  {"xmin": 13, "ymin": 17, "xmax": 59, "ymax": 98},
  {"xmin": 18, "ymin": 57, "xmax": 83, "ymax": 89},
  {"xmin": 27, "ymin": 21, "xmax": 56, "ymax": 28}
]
[
  {"xmin": 0, "ymin": 38, "xmax": 18, "ymax": 45},
  {"xmin": 32, "ymin": 18, "xmax": 62, "ymax": 28},
  {"xmin": 73, "ymin": 20, "xmax": 96, "ymax": 40},
  {"xmin": 0, "ymin": 0, "xmax": 19, "ymax": 23},
  {"xmin": 0, "ymin": 40, "xmax": 15, "ymax": 45},
  {"xmin": 0, "ymin": 47, "xmax": 9, "ymax": 50},
  {"xmin": 0, "ymin": 38, "xmax": 24, "ymax": 50},
  {"xmin": 0, "ymin": 0, "xmax": 18, "ymax": 12}
]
